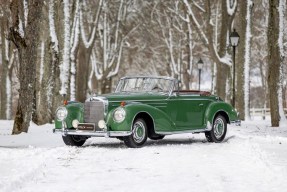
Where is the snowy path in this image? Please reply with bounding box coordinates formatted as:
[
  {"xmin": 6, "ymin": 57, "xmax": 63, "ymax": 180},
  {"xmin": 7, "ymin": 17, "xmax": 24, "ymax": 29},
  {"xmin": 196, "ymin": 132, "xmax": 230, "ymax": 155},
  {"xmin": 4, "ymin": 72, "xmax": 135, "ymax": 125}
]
[{"xmin": 1, "ymin": 121, "xmax": 287, "ymax": 192}]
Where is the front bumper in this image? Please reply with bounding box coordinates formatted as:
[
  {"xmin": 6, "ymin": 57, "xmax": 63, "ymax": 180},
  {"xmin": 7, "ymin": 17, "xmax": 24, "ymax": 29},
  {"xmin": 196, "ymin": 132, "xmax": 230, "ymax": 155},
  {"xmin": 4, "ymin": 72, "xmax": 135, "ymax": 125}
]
[{"xmin": 53, "ymin": 128, "xmax": 132, "ymax": 137}]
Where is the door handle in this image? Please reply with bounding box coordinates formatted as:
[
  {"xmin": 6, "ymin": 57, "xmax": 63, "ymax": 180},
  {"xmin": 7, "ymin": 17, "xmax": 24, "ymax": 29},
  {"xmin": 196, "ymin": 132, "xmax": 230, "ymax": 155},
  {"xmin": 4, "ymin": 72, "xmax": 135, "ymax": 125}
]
[{"xmin": 199, "ymin": 103, "xmax": 204, "ymax": 107}]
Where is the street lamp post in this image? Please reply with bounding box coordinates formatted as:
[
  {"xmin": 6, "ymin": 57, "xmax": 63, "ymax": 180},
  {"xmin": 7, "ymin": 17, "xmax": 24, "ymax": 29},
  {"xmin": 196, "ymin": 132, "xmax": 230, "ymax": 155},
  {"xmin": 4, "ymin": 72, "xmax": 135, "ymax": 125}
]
[
  {"xmin": 197, "ymin": 58, "xmax": 204, "ymax": 91},
  {"xmin": 229, "ymin": 29, "xmax": 240, "ymax": 107}
]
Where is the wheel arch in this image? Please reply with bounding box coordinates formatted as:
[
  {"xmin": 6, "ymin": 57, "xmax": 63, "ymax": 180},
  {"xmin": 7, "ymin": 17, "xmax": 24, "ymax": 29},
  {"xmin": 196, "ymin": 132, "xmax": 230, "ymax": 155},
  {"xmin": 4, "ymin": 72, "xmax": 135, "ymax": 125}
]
[
  {"xmin": 205, "ymin": 102, "xmax": 232, "ymax": 128},
  {"xmin": 213, "ymin": 110, "xmax": 230, "ymax": 124},
  {"xmin": 133, "ymin": 111, "xmax": 155, "ymax": 138}
]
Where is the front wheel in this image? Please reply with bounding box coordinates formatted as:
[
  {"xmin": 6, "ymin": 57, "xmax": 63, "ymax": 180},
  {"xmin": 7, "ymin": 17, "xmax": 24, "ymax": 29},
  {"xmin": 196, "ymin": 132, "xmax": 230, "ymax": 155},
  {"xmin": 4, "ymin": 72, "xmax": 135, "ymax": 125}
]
[
  {"xmin": 62, "ymin": 135, "xmax": 87, "ymax": 146},
  {"xmin": 124, "ymin": 118, "xmax": 148, "ymax": 148},
  {"xmin": 205, "ymin": 115, "xmax": 227, "ymax": 143}
]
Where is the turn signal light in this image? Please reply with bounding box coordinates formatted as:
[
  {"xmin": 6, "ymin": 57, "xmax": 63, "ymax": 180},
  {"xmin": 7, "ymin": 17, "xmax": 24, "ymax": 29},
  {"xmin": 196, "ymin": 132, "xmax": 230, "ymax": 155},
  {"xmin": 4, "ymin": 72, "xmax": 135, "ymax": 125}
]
[
  {"xmin": 120, "ymin": 101, "xmax": 126, "ymax": 107},
  {"xmin": 63, "ymin": 100, "xmax": 68, "ymax": 105}
]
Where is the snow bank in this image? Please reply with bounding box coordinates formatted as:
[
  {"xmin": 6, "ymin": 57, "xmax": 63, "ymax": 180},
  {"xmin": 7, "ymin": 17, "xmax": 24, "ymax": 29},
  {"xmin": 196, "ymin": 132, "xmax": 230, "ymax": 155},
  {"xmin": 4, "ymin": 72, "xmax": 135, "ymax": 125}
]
[{"xmin": 0, "ymin": 120, "xmax": 287, "ymax": 192}]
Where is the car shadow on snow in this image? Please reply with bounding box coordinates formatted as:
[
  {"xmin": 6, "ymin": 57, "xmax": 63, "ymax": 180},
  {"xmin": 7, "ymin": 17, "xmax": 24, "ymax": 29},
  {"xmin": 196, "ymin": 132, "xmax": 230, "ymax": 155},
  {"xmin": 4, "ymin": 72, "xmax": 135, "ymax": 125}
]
[{"xmin": 83, "ymin": 135, "xmax": 235, "ymax": 149}]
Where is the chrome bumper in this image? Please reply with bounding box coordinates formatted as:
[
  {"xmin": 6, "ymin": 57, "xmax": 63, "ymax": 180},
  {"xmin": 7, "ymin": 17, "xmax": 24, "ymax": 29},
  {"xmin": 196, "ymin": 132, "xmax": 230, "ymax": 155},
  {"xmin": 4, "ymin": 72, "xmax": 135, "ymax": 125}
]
[
  {"xmin": 53, "ymin": 128, "xmax": 132, "ymax": 137},
  {"xmin": 230, "ymin": 120, "xmax": 241, "ymax": 126}
]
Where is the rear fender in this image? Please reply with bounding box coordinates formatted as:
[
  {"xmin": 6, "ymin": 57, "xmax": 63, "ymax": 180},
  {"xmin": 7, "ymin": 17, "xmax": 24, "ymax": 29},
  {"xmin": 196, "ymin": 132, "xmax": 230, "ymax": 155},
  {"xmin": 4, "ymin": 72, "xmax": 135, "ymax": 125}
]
[{"xmin": 204, "ymin": 102, "xmax": 236, "ymax": 129}]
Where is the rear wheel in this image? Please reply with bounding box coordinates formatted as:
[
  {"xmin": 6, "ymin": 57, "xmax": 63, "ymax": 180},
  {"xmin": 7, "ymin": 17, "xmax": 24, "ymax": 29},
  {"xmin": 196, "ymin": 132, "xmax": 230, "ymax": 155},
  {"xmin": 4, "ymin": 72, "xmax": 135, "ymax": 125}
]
[
  {"xmin": 124, "ymin": 118, "xmax": 148, "ymax": 148},
  {"xmin": 62, "ymin": 135, "xmax": 87, "ymax": 146},
  {"xmin": 205, "ymin": 115, "xmax": 227, "ymax": 143}
]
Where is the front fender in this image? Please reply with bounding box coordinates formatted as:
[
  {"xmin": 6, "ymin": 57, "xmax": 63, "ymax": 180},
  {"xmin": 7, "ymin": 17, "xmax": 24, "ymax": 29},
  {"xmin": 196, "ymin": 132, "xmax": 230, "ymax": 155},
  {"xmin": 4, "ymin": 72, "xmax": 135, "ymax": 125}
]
[
  {"xmin": 55, "ymin": 102, "xmax": 84, "ymax": 129},
  {"xmin": 106, "ymin": 103, "xmax": 176, "ymax": 132}
]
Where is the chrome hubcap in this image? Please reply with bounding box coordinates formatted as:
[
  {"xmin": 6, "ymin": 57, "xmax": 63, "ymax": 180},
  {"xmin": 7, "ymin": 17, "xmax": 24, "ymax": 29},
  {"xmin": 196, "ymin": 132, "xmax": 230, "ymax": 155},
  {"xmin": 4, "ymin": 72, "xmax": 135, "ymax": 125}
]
[
  {"xmin": 214, "ymin": 118, "xmax": 225, "ymax": 139},
  {"xmin": 132, "ymin": 121, "xmax": 146, "ymax": 143}
]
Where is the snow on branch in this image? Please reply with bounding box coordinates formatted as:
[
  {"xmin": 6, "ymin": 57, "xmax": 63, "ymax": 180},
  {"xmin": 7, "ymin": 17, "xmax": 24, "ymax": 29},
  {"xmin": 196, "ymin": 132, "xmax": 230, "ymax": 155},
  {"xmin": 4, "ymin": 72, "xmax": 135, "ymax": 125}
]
[
  {"xmin": 183, "ymin": 0, "xmax": 208, "ymax": 45},
  {"xmin": 91, "ymin": 50, "xmax": 103, "ymax": 80},
  {"xmin": 23, "ymin": 0, "xmax": 28, "ymax": 27},
  {"xmin": 192, "ymin": 1, "xmax": 206, "ymax": 12},
  {"xmin": 213, "ymin": 44, "xmax": 232, "ymax": 66},
  {"xmin": 48, "ymin": 0, "xmax": 59, "ymax": 53},
  {"xmin": 107, "ymin": 42, "xmax": 123, "ymax": 78},
  {"xmin": 226, "ymin": 0, "xmax": 237, "ymax": 16},
  {"xmin": 80, "ymin": 0, "xmax": 103, "ymax": 49}
]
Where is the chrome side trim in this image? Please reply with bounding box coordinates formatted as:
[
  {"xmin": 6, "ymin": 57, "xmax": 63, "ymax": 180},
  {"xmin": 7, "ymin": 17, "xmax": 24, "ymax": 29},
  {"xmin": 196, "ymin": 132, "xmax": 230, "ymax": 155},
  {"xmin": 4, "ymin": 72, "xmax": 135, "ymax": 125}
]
[
  {"xmin": 53, "ymin": 129, "xmax": 132, "ymax": 137},
  {"xmin": 156, "ymin": 128, "xmax": 208, "ymax": 135}
]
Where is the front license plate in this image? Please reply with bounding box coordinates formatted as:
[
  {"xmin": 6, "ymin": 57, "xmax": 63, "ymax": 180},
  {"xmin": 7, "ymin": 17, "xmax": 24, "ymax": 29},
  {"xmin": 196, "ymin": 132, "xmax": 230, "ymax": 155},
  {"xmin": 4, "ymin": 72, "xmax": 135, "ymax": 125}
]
[{"xmin": 77, "ymin": 124, "xmax": 95, "ymax": 131}]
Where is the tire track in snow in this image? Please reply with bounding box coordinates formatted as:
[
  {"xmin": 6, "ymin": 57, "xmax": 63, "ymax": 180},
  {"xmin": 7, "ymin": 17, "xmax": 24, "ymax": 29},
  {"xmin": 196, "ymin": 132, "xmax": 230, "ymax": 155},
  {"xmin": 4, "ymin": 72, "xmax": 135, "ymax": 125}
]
[{"xmin": 0, "ymin": 147, "xmax": 80, "ymax": 192}]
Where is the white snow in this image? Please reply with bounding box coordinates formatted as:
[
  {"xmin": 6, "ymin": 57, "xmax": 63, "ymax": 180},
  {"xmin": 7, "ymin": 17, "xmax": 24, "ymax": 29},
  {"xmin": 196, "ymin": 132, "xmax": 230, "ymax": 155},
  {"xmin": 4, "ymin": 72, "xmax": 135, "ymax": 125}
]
[{"xmin": 1, "ymin": 119, "xmax": 287, "ymax": 192}]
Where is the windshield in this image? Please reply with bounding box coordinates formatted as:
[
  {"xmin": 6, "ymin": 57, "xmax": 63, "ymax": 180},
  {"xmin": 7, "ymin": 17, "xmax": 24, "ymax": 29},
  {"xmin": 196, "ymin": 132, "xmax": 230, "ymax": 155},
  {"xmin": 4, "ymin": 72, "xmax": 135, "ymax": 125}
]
[{"xmin": 115, "ymin": 77, "xmax": 174, "ymax": 94}]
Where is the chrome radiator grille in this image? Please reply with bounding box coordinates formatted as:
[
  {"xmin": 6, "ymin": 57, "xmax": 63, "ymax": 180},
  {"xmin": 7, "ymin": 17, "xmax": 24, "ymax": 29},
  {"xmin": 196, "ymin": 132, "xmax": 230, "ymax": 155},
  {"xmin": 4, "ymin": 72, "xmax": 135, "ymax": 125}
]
[{"xmin": 84, "ymin": 101, "xmax": 105, "ymax": 129}]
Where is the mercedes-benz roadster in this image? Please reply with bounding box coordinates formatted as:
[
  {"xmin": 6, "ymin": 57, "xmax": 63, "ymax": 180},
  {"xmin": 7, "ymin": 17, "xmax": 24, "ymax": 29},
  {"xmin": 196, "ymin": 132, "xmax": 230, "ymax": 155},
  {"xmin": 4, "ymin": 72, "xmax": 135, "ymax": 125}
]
[{"xmin": 54, "ymin": 76, "xmax": 240, "ymax": 148}]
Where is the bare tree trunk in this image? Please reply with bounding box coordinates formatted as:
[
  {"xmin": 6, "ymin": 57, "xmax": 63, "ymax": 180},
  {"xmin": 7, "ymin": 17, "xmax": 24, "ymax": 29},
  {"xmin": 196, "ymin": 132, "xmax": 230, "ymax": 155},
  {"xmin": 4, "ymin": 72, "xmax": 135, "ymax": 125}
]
[
  {"xmin": 267, "ymin": 0, "xmax": 280, "ymax": 127},
  {"xmin": 9, "ymin": 0, "xmax": 44, "ymax": 134},
  {"xmin": 32, "ymin": 2, "xmax": 52, "ymax": 124},
  {"xmin": 0, "ymin": 14, "xmax": 8, "ymax": 119},
  {"xmin": 76, "ymin": 43, "xmax": 92, "ymax": 102}
]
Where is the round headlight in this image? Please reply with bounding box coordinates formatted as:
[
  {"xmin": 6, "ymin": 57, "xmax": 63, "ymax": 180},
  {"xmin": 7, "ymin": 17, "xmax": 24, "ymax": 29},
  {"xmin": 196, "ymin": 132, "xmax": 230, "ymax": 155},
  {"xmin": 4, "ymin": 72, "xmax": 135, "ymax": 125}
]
[
  {"xmin": 56, "ymin": 107, "xmax": 68, "ymax": 121},
  {"xmin": 113, "ymin": 108, "xmax": 126, "ymax": 123}
]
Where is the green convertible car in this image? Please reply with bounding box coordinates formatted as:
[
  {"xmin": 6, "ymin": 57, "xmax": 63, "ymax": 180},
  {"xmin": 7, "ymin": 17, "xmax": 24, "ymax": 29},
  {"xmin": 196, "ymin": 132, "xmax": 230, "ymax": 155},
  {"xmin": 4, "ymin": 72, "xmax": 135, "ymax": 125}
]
[{"xmin": 54, "ymin": 76, "xmax": 240, "ymax": 148}]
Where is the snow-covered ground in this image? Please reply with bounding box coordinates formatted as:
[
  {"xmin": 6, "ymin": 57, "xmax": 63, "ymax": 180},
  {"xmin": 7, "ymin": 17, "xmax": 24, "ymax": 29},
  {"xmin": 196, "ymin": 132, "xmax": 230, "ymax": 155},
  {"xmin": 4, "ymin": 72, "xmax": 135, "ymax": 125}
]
[{"xmin": 1, "ymin": 120, "xmax": 287, "ymax": 192}]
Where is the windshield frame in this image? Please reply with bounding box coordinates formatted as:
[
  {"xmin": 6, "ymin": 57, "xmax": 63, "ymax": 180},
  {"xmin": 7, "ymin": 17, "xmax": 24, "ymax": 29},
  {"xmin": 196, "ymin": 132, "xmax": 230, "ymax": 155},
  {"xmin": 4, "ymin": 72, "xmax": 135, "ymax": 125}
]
[{"xmin": 115, "ymin": 76, "xmax": 176, "ymax": 96}]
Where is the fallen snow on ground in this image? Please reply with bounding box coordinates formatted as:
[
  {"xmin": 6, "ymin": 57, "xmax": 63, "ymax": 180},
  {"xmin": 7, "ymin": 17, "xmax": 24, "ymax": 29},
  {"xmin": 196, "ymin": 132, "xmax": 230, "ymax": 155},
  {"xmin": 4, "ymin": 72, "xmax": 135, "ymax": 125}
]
[{"xmin": 1, "ymin": 120, "xmax": 287, "ymax": 192}]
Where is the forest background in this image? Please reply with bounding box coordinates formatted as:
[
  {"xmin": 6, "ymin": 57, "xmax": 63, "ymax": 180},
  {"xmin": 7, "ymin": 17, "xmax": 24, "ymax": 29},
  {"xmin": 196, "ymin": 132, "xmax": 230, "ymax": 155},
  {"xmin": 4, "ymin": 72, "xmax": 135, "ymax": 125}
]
[{"xmin": 0, "ymin": 0, "xmax": 286, "ymax": 133}]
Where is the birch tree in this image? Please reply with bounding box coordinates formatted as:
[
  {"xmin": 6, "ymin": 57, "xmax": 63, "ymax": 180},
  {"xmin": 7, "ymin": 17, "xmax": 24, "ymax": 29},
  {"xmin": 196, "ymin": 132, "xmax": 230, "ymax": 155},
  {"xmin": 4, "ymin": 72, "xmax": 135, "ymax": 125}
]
[
  {"xmin": 236, "ymin": 0, "xmax": 253, "ymax": 120},
  {"xmin": 152, "ymin": 1, "xmax": 194, "ymax": 89},
  {"xmin": 88, "ymin": 0, "xmax": 139, "ymax": 94}
]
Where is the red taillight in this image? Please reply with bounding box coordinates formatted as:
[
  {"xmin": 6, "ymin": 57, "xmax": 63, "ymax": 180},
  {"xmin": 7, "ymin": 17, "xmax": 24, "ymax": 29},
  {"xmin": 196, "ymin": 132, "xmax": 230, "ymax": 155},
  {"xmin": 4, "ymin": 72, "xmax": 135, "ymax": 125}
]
[{"xmin": 120, "ymin": 101, "xmax": 126, "ymax": 107}]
